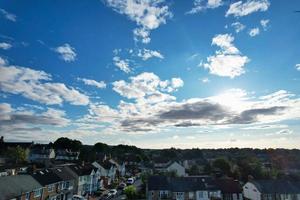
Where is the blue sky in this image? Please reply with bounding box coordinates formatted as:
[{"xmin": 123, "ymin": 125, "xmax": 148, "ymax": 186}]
[{"xmin": 0, "ymin": 0, "xmax": 300, "ymax": 148}]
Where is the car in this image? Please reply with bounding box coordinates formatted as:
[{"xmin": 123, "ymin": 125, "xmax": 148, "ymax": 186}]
[
  {"xmin": 72, "ymin": 195, "xmax": 86, "ymax": 200},
  {"xmin": 118, "ymin": 182, "xmax": 127, "ymax": 190},
  {"xmin": 126, "ymin": 178, "xmax": 134, "ymax": 185},
  {"xmin": 101, "ymin": 193, "xmax": 112, "ymax": 200},
  {"xmin": 109, "ymin": 189, "xmax": 118, "ymax": 197}
]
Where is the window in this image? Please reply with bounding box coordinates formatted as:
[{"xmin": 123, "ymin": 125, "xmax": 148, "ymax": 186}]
[
  {"xmin": 48, "ymin": 184, "xmax": 55, "ymax": 192},
  {"xmin": 198, "ymin": 191, "xmax": 204, "ymax": 198},
  {"xmin": 25, "ymin": 192, "xmax": 30, "ymax": 200},
  {"xmin": 176, "ymin": 192, "xmax": 184, "ymax": 200},
  {"xmin": 159, "ymin": 190, "xmax": 169, "ymax": 199},
  {"xmin": 33, "ymin": 189, "xmax": 42, "ymax": 197},
  {"xmin": 189, "ymin": 192, "xmax": 194, "ymax": 199}
]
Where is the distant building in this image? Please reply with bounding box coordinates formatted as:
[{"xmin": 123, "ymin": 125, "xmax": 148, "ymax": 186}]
[
  {"xmin": 155, "ymin": 161, "xmax": 186, "ymax": 177},
  {"xmin": 55, "ymin": 149, "xmax": 80, "ymax": 161},
  {"xmin": 29, "ymin": 147, "xmax": 55, "ymax": 163},
  {"xmin": 243, "ymin": 180, "xmax": 300, "ymax": 200}
]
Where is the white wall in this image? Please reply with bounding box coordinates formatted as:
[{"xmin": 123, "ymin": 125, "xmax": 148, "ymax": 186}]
[
  {"xmin": 166, "ymin": 162, "xmax": 186, "ymax": 177},
  {"xmin": 243, "ymin": 182, "xmax": 261, "ymax": 200}
]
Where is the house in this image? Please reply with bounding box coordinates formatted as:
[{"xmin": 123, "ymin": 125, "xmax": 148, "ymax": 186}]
[
  {"xmin": 0, "ymin": 164, "xmax": 28, "ymax": 177},
  {"xmin": 109, "ymin": 158, "xmax": 126, "ymax": 177},
  {"xmin": 31, "ymin": 169, "xmax": 62, "ymax": 200},
  {"xmin": 0, "ymin": 174, "xmax": 43, "ymax": 200},
  {"xmin": 52, "ymin": 167, "xmax": 76, "ymax": 200},
  {"xmin": 66, "ymin": 164, "xmax": 101, "ymax": 196},
  {"xmin": 29, "ymin": 147, "xmax": 55, "ymax": 163},
  {"xmin": 92, "ymin": 160, "xmax": 117, "ymax": 187},
  {"xmin": 166, "ymin": 161, "xmax": 186, "ymax": 177},
  {"xmin": 243, "ymin": 180, "xmax": 300, "ymax": 200},
  {"xmin": 215, "ymin": 178, "xmax": 243, "ymax": 200},
  {"xmin": 147, "ymin": 176, "xmax": 221, "ymax": 200},
  {"xmin": 55, "ymin": 149, "xmax": 80, "ymax": 161},
  {"xmin": 155, "ymin": 161, "xmax": 186, "ymax": 177}
]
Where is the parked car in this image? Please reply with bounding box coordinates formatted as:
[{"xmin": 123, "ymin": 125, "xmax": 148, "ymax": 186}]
[
  {"xmin": 126, "ymin": 177, "xmax": 134, "ymax": 185},
  {"xmin": 118, "ymin": 182, "xmax": 127, "ymax": 190},
  {"xmin": 101, "ymin": 193, "xmax": 112, "ymax": 200},
  {"xmin": 109, "ymin": 189, "xmax": 118, "ymax": 197},
  {"xmin": 72, "ymin": 195, "xmax": 86, "ymax": 200}
]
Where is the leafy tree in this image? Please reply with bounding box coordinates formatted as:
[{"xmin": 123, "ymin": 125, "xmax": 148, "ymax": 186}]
[
  {"xmin": 188, "ymin": 165, "xmax": 200, "ymax": 175},
  {"xmin": 53, "ymin": 137, "xmax": 82, "ymax": 151},
  {"xmin": 7, "ymin": 146, "xmax": 27, "ymax": 164},
  {"xmin": 213, "ymin": 158, "xmax": 231, "ymax": 175},
  {"xmin": 124, "ymin": 186, "xmax": 137, "ymax": 199},
  {"xmin": 93, "ymin": 142, "xmax": 109, "ymax": 153}
]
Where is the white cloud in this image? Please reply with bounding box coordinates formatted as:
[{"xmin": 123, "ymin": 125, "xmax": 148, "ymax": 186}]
[
  {"xmin": 187, "ymin": 0, "xmax": 223, "ymax": 14},
  {"xmin": 226, "ymin": 0, "xmax": 270, "ymax": 17},
  {"xmin": 0, "ymin": 59, "xmax": 89, "ymax": 105},
  {"xmin": 0, "ymin": 103, "xmax": 70, "ymax": 127},
  {"xmin": 296, "ymin": 64, "xmax": 300, "ymax": 71},
  {"xmin": 249, "ymin": 27, "xmax": 260, "ymax": 37},
  {"xmin": 0, "ymin": 57, "xmax": 7, "ymax": 66},
  {"xmin": 112, "ymin": 72, "xmax": 182, "ymax": 100},
  {"xmin": 137, "ymin": 49, "xmax": 164, "ymax": 60},
  {"xmin": 202, "ymin": 34, "xmax": 249, "ymax": 78},
  {"xmin": 201, "ymin": 77, "xmax": 210, "ymax": 83},
  {"xmin": 113, "ymin": 56, "xmax": 131, "ymax": 73},
  {"xmin": 0, "ymin": 8, "xmax": 16, "ymax": 22},
  {"xmin": 54, "ymin": 43, "xmax": 77, "ymax": 62},
  {"xmin": 260, "ymin": 19, "xmax": 270, "ymax": 30},
  {"xmin": 104, "ymin": 0, "xmax": 172, "ymax": 43},
  {"xmin": 231, "ymin": 22, "xmax": 246, "ymax": 33},
  {"xmin": 78, "ymin": 78, "xmax": 106, "ymax": 89},
  {"xmin": 0, "ymin": 42, "xmax": 12, "ymax": 50}
]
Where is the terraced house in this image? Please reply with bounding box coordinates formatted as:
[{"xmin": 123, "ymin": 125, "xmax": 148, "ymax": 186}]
[{"xmin": 147, "ymin": 176, "xmax": 222, "ymax": 200}]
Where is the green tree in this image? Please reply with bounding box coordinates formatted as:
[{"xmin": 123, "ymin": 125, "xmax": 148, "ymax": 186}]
[
  {"xmin": 7, "ymin": 146, "xmax": 27, "ymax": 164},
  {"xmin": 93, "ymin": 142, "xmax": 109, "ymax": 153},
  {"xmin": 213, "ymin": 158, "xmax": 231, "ymax": 175},
  {"xmin": 189, "ymin": 165, "xmax": 200, "ymax": 175},
  {"xmin": 53, "ymin": 137, "xmax": 82, "ymax": 151},
  {"xmin": 124, "ymin": 186, "xmax": 137, "ymax": 199}
]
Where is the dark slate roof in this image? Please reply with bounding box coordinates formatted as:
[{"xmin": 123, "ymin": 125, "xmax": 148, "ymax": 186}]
[
  {"xmin": 51, "ymin": 167, "xmax": 76, "ymax": 181},
  {"xmin": 30, "ymin": 148, "xmax": 53, "ymax": 155},
  {"xmin": 148, "ymin": 176, "xmax": 220, "ymax": 192},
  {"xmin": 251, "ymin": 180, "xmax": 300, "ymax": 194},
  {"xmin": 100, "ymin": 160, "xmax": 116, "ymax": 170},
  {"xmin": 4, "ymin": 142, "xmax": 33, "ymax": 149},
  {"xmin": 0, "ymin": 175, "xmax": 42, "ymax": 200},
  {"xmin": 148, "ymin": 176, "xmax": 171, "ymax": 190},
  {"xmin": 215, "ymin": 178, "xmax": 242, "ymax": 193},
  {"xmin": 31, "ymin": 169, "xmax": 62, "ymax": 186},
  {"xmin": 68, "ymin": 164, "xmax": 95, "ymax": 176}
]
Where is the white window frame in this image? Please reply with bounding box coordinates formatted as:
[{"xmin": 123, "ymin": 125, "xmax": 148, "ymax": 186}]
[{"xmin": 33, "ymin": 188, "xmax": 42, "ymax": 198}]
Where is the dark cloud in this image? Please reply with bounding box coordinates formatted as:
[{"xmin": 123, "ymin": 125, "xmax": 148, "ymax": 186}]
[
  {"xmin": 159, "ymin": 101, "xmax": 230, "ymax": 120},
  {"xmin": 118, "ymin": 101, "xmax": 288, "ymax": 132},
  {"xmin": 230, "ymin": 106, "xmax": 286, "ymax": 124},
  {"xmin": 0, "ymin": 113, "xmax": 66, "ymax": 126}
]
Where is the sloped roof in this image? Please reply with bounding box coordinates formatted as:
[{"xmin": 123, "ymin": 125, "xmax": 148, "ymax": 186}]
[
  {"xmin": 148, "ymin": 176, "xmax": 220, "ymax": 192},
  {"xmin": 0, "ymin": 175, "xmax": 42, "ymax": 200},
  {"xmin": 51, "ymin": 167, "xmax": 76, "ymax": 181},
  {"xmin": 215, "ymin": 178, "xmax": 242, "ymax": 193},
  {"xmin": 68, "ymin": 164, "xmax": 95, "ymax": 176},
  {"xmin": 251, "ymin": 180, "xmax": 300, "ymax": 194},
  {"xmin": 31, "ymin": 169, "xmax": 62, "ymax": 186}
]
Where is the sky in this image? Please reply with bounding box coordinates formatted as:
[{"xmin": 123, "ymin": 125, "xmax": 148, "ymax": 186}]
[{"xmin": 0, "ymin": 0, "xmax": 300, "ymax": 149}]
